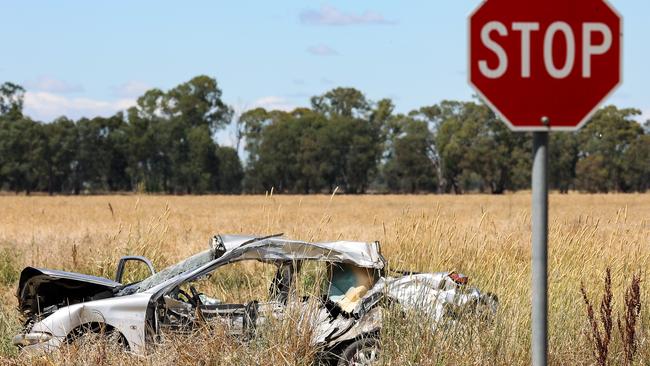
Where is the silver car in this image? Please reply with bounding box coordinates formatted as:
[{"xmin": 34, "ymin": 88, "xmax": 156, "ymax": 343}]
[{"xmin": 14, "ymin": 234, "xmax": 497, "ymax": 364}]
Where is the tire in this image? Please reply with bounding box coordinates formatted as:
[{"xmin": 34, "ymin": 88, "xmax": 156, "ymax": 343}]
[
  {"xmin": 66, "ymin": 323, "xmax": 128, "ymax": 350},
  {"xmin": 337, "ymin": 337, "xmax": 381, "ymax": 366}
]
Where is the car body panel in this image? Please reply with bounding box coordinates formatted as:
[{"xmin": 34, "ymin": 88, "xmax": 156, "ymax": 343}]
[{"xmin": 17, "ymin": 292, "xmax": 151, "ymax": 354}]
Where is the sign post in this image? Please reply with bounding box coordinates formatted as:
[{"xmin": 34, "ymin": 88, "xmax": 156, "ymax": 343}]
[
  {"xmin": 468, "ymin": 1, "xmax": 622, "ymax": 364},
  {"xmin": 531, "ymin": 128, "xmax": 548, "ymax": 365}
]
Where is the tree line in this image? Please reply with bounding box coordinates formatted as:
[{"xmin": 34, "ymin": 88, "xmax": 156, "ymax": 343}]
[{"xmin": 0, "ymin": 75, "xmax": 648, "ymax": 195}]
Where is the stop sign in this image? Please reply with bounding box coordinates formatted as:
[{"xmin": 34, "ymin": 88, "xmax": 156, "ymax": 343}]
[{"xmin": 469, "ymin": 0, "xmax": 622, "ymax": 131}]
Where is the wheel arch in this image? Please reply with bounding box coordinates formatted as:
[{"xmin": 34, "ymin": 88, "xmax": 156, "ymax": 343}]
[{"xmin": 65, "ymin": 321, "xmax": 130, "ymax": 350}]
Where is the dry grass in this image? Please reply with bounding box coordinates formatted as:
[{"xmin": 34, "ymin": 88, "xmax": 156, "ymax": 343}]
[{"xmin": 0, "ymin": 193, "xmax": 649, "ymax": 365}]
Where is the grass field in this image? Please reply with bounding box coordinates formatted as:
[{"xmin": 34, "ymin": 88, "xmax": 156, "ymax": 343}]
[{"xmin": 0, "ymin": 193, "xmax": 649, "ymax": 365}]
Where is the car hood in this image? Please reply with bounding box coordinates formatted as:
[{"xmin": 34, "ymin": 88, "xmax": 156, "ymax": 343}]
[{"xmin": 17, "ymin": 267, "xmax": 121, "ymax": 317}]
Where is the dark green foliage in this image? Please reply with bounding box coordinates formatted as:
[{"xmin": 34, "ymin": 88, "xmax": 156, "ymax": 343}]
[
  {"xmin": 245, "ymin": 109, "xmax": 327, "ymax": 193},
  {"xmin": 0, "ymin": 77, "xmax": 243, "ymax": 194},
  {"xmin": 0, "ymin": 76, "xmax": 648, "ymax": 195},
  {"xmin": 383, "ymin": 115, "xmax": 437, "ymax": 193},
  {"xmin": 127, "ymin": 75, "xmax": 234, "ymax": 194},
  {"xmin": 0, "ymin": 117, "xmax": 48, "ymax": 194},
  {"xmin": 550, "ymin": 133, "xmax": 579, "ymax": 193},
  {"xmin": 42, "ymin": 117, "xmax": 78, "ymax": 194},
  {"xmin": 421, "ymin": 101, "xmax": 531, "ymax": 194},
  {"xmin": 164, "ymin": 75, "xmax": 233, "ymax": 133},
  {"xmin": 73, "ymin": 115, "xmax": 131, "ymax": 193},
  {"xmin": 123, "ymin": 106, "xmax": 171, "ymax": 192},
  {"xmin": 215, "ymin": 146, "xmax": 243, "ymax": 193},
  {"xmin": 311, "ymin": 87, "xmax": 371, "ymax": 118},
  {"xmin": 0, "ymin": 82, "xmax": 24, "ymax": 120},
  {"xmin": 622, "ymin": 135, "xmax": 650, "ymax": 193},
  {"xmin": 576, "ymin": 107, "xmax": 646, "ymax": 193},
  {"xmin": 244, "ymin": 93, "xmax": 384, "ymax": 194}
]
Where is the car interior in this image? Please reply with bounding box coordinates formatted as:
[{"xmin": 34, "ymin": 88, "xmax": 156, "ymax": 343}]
[{"xmin": 157, "ymin": 259, "xmax": 379, "ymax": 337}]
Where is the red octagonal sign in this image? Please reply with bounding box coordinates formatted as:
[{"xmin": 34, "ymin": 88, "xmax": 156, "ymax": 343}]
[{"xmin": 469, "ymin": 0, "xmax": 622, "ymax": 131}]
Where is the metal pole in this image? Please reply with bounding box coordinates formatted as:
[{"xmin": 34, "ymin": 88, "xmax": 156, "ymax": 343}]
[{"xmin": 532, "ymin": 130, "xmax": 548, "ymax": 366}]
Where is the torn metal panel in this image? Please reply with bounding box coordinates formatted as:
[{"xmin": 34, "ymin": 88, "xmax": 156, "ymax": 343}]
[
  {"xmin": 17, "ymin": 267, "xmax": 120, "ymax": 318},
  {"xmin": 324, "ymin": 307, "xmax": 383, "ymax": 347},
  {"xmin": 354, "ymin": 272, "xmax": 497, "ymax": 326},
  {"xmin": 384, "ymin": 272, "xmax": 487, "ymax": 321}
]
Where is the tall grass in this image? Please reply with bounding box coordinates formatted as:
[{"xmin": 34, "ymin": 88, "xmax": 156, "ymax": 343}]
[
  {"xmin": 0, "ymin": 247, "xmax": 19, "ymax": 286},
  {"xmin": 0, "ymin": 193, "xmax": 648, "ymax": 365},
  {"xmin": 0, "ymin": 302, "xmax": 20, "ymax": 357}
]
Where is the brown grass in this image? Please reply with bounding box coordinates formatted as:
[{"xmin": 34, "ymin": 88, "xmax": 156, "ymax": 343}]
[{"xmin": 0, "ymin": 193, "xmax": 649, "ymax": 365}]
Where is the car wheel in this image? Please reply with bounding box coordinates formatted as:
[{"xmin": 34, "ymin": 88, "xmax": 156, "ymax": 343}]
[
  {"xmin": 337, "ymin": 338, "xmax": 380, "ymax": 366},
  {"xmin": 67, "ymin": 323, "xmax": 128, "ymax": 350}
]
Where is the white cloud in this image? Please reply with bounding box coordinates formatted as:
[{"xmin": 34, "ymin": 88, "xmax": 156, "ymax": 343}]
[
  {"xmin": 641, "ymin": 109, "xmax": 650, "ymax": 123},
  {"xmin": 111, "ymin": 81, "xmax": 151, "ymax": 98},
  {"xmin": 307, "ymin": 44, "xmax": 338, "ymax": 56},
  {"xmin": 251, "ymin": 96, "xmax": 297, "ymax": 112},
  {"xmin": 24, "ymin": 76, "xmax": 83, "ymax": 93},
  {"xmin": 300, "ymin": 5, "xmax": 395, "ymax": 26},
  {"xmin": 24, "ymin": 91, "xmax": 135, "ymax": 121}
]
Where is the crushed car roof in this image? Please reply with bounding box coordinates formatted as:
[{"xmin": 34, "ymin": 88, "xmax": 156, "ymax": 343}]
[
  {"xmin": 120, "ymin": 234, "xmax": 386, "ymax": 296},
  {"xmin": 217, "ymin": 234, "xmax": 385, "ymax": 269}
]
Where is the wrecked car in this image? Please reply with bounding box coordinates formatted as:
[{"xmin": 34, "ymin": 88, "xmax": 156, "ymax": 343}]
[{"xmin": 14, "ymin": 234, "xmax": 497, "ymax": 364}]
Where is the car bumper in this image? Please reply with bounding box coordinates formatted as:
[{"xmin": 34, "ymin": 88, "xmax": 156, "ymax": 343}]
[{"xmin": 12, "ymin": 332, "xmax": 59, "ymax": 353}]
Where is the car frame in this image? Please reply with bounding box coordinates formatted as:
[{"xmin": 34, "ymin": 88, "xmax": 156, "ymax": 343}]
[{"xmin": 14, "ymin": 233, "xmax": 497, "ymax": 364}]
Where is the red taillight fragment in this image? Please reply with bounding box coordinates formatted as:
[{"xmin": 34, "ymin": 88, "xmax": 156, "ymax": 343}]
[{"xmin": 449, "ymin": 272, "xmax": 468, "ymax": 285}]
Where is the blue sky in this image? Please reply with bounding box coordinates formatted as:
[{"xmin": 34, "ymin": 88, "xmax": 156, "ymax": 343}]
[{"xmin": 1, "ymin": 1, "xmax": 648, "ymax": 145}]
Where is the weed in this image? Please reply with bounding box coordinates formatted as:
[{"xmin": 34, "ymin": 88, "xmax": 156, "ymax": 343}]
[
  {"xmin": 581, "ymin": 268, "xmax": 613, "ymax": 366},
  {"xmin": 618, "ymin": 272, "xmax": 641, "ymax": 366}
]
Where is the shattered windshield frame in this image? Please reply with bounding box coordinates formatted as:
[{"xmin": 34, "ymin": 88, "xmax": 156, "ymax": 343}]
[{"xmin": 117, "ymin": 248, "xmax": 217, "ymax": 296}]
